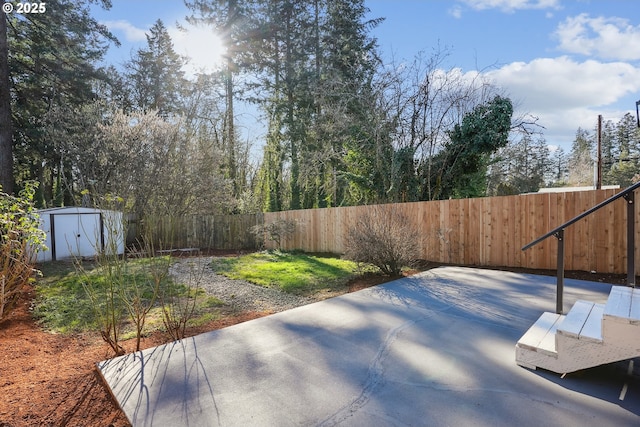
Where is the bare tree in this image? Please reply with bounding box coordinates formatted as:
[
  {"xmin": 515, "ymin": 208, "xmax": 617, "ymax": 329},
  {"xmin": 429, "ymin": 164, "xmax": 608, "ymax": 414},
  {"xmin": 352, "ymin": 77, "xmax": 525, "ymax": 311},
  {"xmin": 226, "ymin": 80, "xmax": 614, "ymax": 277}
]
[
  {"xmin": 379, "ymin": 47, "xmax": 504, "ymax": 200},
  {"xmin": 45, "ymin": 101, "xmax": 236, "ymax": 216}
]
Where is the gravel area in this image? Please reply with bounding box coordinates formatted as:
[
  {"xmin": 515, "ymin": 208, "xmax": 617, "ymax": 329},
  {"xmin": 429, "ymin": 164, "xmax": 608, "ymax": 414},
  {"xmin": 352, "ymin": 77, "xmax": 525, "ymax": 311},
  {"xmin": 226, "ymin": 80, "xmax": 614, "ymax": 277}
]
[{"xmin": 168, "ymin": 257, "xmax": 316, "ymax": 313}]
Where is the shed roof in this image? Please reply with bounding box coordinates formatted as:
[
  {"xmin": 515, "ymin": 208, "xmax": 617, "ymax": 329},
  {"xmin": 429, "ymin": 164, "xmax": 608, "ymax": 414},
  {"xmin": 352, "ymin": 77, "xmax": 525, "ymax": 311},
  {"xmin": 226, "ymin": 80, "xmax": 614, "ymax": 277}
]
[{"xmin": 36, "ymin": 207, "xmax": 118, "ymax": 214}]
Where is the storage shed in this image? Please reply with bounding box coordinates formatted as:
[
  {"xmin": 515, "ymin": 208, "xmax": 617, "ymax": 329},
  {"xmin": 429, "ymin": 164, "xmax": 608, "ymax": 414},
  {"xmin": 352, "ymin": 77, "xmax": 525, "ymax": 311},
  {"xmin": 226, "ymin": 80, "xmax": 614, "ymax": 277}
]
[{"xmin": 36, "ymin": 207, "xmax": 125, "ymax": 262}]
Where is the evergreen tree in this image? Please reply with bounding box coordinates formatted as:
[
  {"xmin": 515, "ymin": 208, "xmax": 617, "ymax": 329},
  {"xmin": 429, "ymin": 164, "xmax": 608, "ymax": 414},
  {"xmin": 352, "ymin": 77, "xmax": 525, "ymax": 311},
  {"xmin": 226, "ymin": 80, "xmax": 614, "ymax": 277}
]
[
  {"xmin": 8, "ymin": 0, "xmax": 116, "ymax": 205},
  {"xmin": 549, "ymin": 147, "xmax": 568, "ymax": 186},
  {"xmin": 254, "ymin": 0, "xmax": 382, "ymax": 210},
  {"xmin": 606, "ymin": 113, "xmax": 640, "ymax": 187},
  {"xmin": 126, "ymin": 20, "xmax": 187, "ymax": 117},
  {"xmin": 322, "ymin": 0, "xmax": 384, "ymax": 206},
  {"xmin": 487, "ymin": 135, "xmax": 551, "ymax": 195},
  {"xmin": 567, "ymin": 128, "xmax": 594, "ymax": 186},
  {"xmin": 600, "ymin": 119, "xmax": 616, "ymax": 174}
]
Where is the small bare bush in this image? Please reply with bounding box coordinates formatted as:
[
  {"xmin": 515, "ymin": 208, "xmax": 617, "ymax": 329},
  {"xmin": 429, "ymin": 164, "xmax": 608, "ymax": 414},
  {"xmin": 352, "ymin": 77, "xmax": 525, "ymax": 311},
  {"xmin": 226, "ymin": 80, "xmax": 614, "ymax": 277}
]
[
  {"xmin": 160, "ymin": 259, "xmax": 205, "ymax": 341},
  {"xmin": 250, "ymin": 219, "xmax": 296, "ymax": 249},
  {"xmin": 139, "ymin": 215, "xmax": 206, "ymax": 342},
  {"xmin": 76, "ymin": 195, "xmax": 128, "ymax": 355},
  {"xmin": 344, "ymin": 205, "xmax": 420, "ymax": 276}
]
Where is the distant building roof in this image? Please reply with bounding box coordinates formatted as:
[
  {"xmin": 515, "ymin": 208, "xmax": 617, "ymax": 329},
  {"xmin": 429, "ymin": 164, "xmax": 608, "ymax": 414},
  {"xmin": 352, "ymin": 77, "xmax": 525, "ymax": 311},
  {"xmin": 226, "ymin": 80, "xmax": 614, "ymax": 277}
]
[{"xmin": 538, "ymin": 185, "xmax": 620, "ymax": 193}]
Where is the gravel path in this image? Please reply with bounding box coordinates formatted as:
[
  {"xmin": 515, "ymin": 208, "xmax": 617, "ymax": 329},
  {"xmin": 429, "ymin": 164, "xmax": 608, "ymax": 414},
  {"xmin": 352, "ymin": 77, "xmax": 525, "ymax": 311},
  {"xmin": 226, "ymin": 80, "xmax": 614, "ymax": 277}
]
[{"xmin": 168, "ymin": 257, "xmax": 316, "ymax": 313}]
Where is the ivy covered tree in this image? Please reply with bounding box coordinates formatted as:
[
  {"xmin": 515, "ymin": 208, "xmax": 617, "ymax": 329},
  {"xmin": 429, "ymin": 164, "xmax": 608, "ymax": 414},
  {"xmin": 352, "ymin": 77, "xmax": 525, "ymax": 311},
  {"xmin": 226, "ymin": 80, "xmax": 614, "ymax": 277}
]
[{"xmin": 427, "ymin": 95, "xmax": 513, "ymax": 199}]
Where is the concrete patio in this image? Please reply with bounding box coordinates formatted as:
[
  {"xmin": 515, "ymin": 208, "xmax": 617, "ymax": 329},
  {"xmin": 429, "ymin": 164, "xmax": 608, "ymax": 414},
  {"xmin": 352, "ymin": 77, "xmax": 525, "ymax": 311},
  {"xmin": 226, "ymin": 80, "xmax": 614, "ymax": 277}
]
[{"xmin": 98, "ymin": 267, "xmax": 640, "ymax": 426}]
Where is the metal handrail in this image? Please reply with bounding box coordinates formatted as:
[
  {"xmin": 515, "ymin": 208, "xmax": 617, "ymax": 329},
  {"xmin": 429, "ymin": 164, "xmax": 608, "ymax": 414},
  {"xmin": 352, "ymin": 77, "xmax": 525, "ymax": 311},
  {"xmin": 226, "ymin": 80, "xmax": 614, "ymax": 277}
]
[
  {"xmin": 522, "ymin": 181, "xmax": 640, "ymax": 314},
  {"xmin": 522, "ymin": 180, "xmax": 640, "ymax": 250}
]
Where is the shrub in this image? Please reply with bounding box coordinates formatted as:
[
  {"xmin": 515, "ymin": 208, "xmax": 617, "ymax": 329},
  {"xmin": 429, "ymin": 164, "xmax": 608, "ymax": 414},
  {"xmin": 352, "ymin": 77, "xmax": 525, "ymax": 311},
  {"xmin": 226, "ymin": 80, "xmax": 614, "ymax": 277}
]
[
  {"xmin": 344, "ymin": 205, "xmax": 420, "ymax": 276},
  {"xmin": 159, "ymin": 259, "xmax": 205, "ymax": 341},
  {"xmin": 250, "ymin": 219, "xmax": 296, "ymax": 249},
  {"xmin": 0, "ymin": 182, "xmax": 46, "ymax": 322}
]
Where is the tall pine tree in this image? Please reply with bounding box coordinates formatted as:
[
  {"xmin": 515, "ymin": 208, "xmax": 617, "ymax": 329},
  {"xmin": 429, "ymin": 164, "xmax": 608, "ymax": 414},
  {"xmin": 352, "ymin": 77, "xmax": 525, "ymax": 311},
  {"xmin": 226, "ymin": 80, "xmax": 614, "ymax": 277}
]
[
  {"xmin": 126, "ymin": 20, "xmax": 187, "ymax": 117},
  {"xmin": 8, "ymin": 0, "xmax": 116, "ymax": 205}
]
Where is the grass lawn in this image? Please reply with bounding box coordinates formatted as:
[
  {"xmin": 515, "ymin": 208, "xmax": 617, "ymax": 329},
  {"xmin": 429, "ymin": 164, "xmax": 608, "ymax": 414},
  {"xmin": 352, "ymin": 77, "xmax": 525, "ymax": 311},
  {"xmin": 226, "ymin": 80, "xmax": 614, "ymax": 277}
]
[
  {"xmin": 33, "ymin": 251, "xmax": 374, "ymax": 336},
  {"xmin": 209, "ymin": 250, "xmax": 373, "ymax": 294},
  {"xmin": 34, "ymin": 258, "xmax": 223, "ymax": 336}
]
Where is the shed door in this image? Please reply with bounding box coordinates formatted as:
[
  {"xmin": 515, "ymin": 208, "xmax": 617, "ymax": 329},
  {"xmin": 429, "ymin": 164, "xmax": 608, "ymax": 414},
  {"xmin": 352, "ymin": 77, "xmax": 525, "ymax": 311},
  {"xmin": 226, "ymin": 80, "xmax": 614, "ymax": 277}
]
[{"xmin": 52, "ymin": 213, "xmax": 102, "ymax": 260}]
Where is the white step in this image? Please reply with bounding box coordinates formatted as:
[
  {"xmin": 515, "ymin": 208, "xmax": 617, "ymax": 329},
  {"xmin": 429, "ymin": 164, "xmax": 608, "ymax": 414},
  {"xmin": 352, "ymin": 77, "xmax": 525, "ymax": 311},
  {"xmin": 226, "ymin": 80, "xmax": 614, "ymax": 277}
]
[
  {"xmin": 604, "ymin": 286, "xmax": 640, "ymax": 322},
  {"xmin": 557, "ymin": 300, "xmax": 604, "ymax": 343},
  {"xmin": 517, "ymin": 285, "xmax": 640, "ymax": 374},
  {"xmin": 516, "ymin": 312, "xmax": 563, "ymax": 357}
]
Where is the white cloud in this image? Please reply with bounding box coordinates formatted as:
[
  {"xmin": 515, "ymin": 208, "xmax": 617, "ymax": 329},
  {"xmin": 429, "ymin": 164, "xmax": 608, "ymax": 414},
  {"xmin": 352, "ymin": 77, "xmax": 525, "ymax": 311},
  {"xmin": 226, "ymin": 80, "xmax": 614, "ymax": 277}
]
[
  {"xmin": 448, "ymin": 5, "xmax": 463, "ymax": 19},
  {"xmin": 488, "ymin": 56, "xmax": 640, "ymax": 109},
  {"xmin": 168, "ymin": 24, "xmax": 227, "ymax": 74},
  {"xmin": 103, "ymin": 20, "xmax": 147, "ymax": 43},
  {"xmin": 555, "ymin": 13, "xmax": 640, "ymax": 61},
  {"xmin": 459, "ymin": 0, "xmax": 560, "ymax": 12},
  {"xmin": 484, "ymin": 56, "xmax": 640, "ymax": 145}
]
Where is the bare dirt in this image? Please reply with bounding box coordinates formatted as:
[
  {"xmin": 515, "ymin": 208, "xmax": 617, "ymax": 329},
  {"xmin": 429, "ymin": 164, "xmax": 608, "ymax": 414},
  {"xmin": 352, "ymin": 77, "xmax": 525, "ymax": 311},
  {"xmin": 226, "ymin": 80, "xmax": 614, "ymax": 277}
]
[{"xmin": 0, "ymin": 263, "xmax": 633, "ymax": 427}]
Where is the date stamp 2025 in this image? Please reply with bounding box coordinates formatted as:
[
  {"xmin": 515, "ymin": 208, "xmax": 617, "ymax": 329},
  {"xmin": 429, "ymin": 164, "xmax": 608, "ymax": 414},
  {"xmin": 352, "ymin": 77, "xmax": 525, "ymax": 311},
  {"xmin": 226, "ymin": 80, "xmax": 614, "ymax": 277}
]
[{"xmin": 3, "ymin": 2, "xmax": 47, "ymax": 14}]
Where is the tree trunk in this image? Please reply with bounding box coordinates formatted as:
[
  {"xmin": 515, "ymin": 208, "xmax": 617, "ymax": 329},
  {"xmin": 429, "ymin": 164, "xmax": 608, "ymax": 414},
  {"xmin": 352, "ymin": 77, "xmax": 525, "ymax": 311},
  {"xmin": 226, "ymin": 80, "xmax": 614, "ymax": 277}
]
[
  {"xmin": 0, "ymin": 13, "xmax": 12, "ymax": 194},
  {"xmin": 225, "ymin": 62, "xmax": 236, "ymax": 194},
  {"xmin": 226, "ymin": 0, "xmax": 238, "ymax": 197}
]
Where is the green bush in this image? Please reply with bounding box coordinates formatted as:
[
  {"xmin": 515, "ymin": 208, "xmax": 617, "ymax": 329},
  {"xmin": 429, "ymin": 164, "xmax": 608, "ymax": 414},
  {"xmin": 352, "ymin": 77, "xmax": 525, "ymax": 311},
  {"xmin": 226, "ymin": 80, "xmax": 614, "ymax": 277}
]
[{"xmin": 0, "ymin": 182, "xmax": 46, "ymax": 322}]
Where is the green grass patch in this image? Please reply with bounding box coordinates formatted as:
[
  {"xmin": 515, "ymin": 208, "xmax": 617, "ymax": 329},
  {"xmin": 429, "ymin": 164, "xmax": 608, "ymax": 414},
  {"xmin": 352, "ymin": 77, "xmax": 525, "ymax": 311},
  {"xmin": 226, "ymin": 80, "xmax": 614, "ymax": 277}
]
[
  {"xmin": 210, "ymin": 250, "xmax": 373, "ymax": 294},
  {"xmin": 34, "ymin": 258, "xmax": 223, "ymax": 335},
  {"xmin": 35, "ymin": 261, "xmax": 101, "ymax": 332}
]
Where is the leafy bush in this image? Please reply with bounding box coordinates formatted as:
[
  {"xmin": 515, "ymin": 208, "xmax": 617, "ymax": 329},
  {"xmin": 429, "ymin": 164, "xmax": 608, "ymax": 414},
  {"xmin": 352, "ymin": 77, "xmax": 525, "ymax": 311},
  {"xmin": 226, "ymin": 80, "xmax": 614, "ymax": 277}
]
[
  {"xmin": 344, "ymin": 205, "xmax": 420, "ymax": 276},
  {"xmin": 0, "ymin": 182, "xmax": 46, "ymax": 322}
]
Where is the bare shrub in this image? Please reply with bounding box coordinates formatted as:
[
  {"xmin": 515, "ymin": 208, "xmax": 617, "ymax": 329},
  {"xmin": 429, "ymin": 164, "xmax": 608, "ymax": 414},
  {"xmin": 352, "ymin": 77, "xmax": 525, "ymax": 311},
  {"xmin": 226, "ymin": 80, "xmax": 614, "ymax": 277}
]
[
  {"xmin": 79, "ymin": 261, "xmax": 127, "ymax": 356},
  {"xmin": 75, "ymin": 195, "xmax": 128, "ymax": 355},
  {"xmin": 122, "ymin": 241, "xmax": 170, "ymax": 352},
  {"xmin": 76, "ymin": 194, "xmax": 171, "ymax": 355},
  {"xmin": 137, "ymin": 217, "xmax": 207, "ymax": 342},
  {"xmin": 344, "ymin": 205, "xmax": 420, "ymax": 276},
  {"xmin": 160, "ymin": 259, "xmax": 205, "ymax": 341},
  {"xmin": 250, "ymin": 219, "xmax": 296, "ymax": 249}
]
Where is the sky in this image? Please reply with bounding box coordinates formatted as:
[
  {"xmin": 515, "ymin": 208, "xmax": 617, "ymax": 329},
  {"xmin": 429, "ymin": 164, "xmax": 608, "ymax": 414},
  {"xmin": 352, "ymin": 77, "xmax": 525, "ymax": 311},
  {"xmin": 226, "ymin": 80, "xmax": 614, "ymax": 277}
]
[{"xmin": 91, "ymin": 0, "xmax": 640, "ymax": 152}]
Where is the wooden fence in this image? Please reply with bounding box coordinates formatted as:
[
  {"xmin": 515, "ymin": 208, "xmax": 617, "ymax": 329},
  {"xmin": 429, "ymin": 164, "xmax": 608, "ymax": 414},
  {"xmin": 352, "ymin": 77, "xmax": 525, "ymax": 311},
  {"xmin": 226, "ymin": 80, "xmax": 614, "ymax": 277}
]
[
  {"xmin": 134, "ymin": 214, "xmax": 263, "ymax": 251},
  {"xmin": 264, "ymin": 189, "xmax": 640, "ymax": 275}
]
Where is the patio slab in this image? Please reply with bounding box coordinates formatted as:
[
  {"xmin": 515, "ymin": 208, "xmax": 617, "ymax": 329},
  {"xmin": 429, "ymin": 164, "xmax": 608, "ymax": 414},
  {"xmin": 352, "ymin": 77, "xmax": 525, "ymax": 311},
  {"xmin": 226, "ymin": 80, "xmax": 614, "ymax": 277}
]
[{"xmin": 98, "ymin": 266, "xmax": 640, "ymax": 426}]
